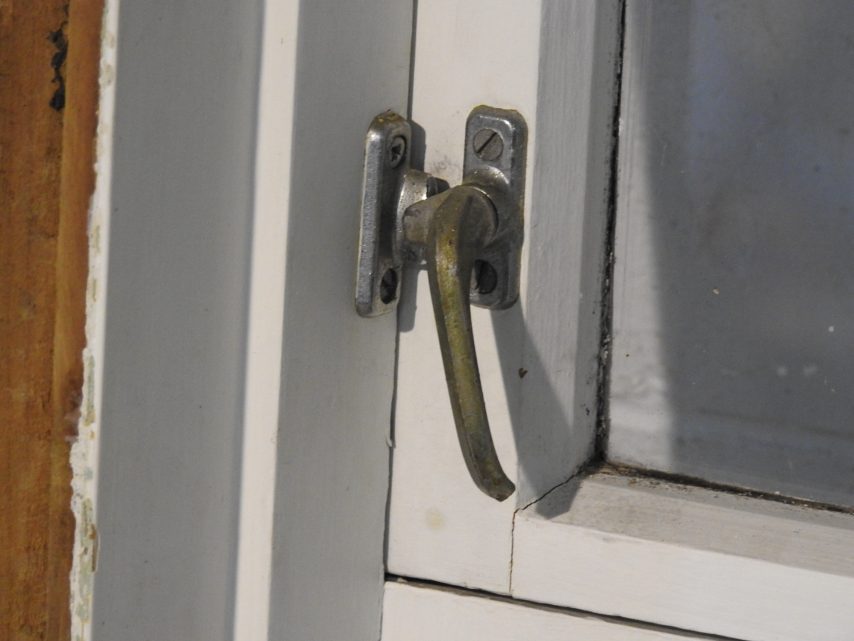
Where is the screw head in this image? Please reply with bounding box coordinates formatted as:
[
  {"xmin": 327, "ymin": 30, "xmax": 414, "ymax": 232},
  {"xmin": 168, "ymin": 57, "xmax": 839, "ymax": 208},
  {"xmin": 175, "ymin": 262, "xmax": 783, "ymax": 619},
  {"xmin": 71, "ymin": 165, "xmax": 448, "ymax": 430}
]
[
  {"xmin": 472, "ymin": 128, "xmax": 503, "ymax": 161},
  {"xmin": 388, "ymin": 135, "xmax": 406, "ymax": 168}
]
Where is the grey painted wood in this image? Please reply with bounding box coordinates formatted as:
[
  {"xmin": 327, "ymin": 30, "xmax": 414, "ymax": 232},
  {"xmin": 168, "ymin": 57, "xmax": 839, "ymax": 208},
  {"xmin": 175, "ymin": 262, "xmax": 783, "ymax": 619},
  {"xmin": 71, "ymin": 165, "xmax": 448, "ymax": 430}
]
[
  {"xmin": 90, "ymin": 1, "xmax": 411, "ymax": 639},
  {"xmin": 91, "ymin": 2, "xmax": 261, "ymax": 638},
  {"xmin": 609, "ymin": 0, "xmax": 854, "ymax": 507}
]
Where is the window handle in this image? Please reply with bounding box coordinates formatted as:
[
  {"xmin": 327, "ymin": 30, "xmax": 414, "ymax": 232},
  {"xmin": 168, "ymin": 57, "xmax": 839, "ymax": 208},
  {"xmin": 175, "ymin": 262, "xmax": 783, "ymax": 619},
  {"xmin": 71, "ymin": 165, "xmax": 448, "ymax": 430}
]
[
  {"xmin": 355, "ymin": 106, "xmax": 527, "ymax": 501},
  {"xmin": 410, "ymin": 185, "xmax": 514, "ymax": 500}
]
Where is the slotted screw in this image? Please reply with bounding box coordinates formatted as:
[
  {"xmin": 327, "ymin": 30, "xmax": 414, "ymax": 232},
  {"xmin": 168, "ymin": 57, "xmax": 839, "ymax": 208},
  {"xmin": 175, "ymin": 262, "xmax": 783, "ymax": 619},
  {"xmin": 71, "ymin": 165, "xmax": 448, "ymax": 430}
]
[{"xmin": 472, "ymin": 128, "xmax": 503, "ymax": 161}]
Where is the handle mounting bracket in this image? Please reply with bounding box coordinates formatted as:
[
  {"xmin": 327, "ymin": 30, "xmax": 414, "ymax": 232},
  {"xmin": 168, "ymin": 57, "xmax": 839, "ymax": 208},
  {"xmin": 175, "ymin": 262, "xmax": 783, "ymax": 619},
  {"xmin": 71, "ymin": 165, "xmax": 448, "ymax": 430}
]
[{"xmin": 355, "ymin": 106, "xmax": 526, "ymax": 316}]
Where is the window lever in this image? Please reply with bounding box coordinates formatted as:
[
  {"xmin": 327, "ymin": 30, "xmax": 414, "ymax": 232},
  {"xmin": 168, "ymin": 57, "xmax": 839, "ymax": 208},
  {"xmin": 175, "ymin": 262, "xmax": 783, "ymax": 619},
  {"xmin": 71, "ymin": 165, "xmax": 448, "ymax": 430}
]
[{"xmin": 355, "ymin": 106, "xmax": 527, "ymax": 501}]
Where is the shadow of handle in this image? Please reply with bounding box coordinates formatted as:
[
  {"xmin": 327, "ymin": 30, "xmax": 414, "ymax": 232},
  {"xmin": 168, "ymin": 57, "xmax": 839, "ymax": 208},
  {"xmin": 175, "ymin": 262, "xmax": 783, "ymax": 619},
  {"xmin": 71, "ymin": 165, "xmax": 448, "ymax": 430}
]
[{"xmin": 424, "ymin": 186, "xmax": 516, "ymax": 502}]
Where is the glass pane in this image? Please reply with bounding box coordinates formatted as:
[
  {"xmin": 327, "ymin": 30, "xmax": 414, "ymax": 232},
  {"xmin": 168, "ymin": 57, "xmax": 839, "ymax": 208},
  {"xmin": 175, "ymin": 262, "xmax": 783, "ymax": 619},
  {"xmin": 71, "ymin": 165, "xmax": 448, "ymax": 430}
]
[{"xmin": 609, "ymin": 0, "xmax": 854, "ymax": 507}]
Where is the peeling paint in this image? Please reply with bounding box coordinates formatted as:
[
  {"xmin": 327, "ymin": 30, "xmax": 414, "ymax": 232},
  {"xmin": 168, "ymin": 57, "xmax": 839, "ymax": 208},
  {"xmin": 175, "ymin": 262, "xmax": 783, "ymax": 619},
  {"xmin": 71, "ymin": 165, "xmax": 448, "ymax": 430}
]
[
  {"xmin": 82, "ymin": 353, "xmax": 96, "ymax": 426},
  {"xmin": 71, "ymin": 497, "xmax": 97, "ymax": 630},
  {"xmin": 70, "ymin": 337, "xmax": 101, "ymax": 640},
  {"xmin": 100, "ymin": 63, "xmax": 114, "ymax": 87},
  {"xmin": 70, "ymin": 2, "xmax": 118, "ymax": 640},
  {"xmin": 90, "ymin": 224, "xmax": 101, "ymax": 256}
]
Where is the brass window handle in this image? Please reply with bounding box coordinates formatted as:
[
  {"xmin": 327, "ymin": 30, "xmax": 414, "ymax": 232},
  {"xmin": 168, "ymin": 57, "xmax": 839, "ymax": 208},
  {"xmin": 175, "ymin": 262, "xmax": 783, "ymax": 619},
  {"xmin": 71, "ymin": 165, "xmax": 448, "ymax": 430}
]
[
  {"xmin": 356, "ymin": 107, "xmax": 527, "ymax": 501},
  {"xmin": 412, "ymin": 185, "xmax": 514, "ymax": 500}
]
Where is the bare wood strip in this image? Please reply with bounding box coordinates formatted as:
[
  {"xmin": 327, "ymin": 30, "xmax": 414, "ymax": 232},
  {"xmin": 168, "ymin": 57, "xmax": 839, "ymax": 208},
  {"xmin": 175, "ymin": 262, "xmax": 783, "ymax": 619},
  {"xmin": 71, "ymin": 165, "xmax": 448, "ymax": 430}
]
[{"xmin": 1, "ymin": 1, "xmax": 102, "ymax": 638}]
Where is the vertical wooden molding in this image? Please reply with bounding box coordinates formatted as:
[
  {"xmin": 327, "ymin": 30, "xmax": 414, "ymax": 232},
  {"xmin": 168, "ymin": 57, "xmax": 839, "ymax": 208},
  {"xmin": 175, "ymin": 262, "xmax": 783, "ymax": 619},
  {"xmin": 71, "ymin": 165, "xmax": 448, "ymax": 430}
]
[
  {"xmin": 0, "ymin": 1, "xmax": 102, "ymax": 639},
  {"xmin": 50, "ymin": 2, "xmax": 104, "ymax": 638},
  {"xmin": 0, "ymin": 4, "xmax": 67, "ymax": 638}
]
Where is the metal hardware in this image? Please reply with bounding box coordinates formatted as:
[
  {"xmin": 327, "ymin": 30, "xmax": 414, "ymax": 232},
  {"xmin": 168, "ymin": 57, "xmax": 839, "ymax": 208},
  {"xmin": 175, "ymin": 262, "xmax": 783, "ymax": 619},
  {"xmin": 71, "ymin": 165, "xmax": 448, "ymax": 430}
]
[
  {"xmin": 472, "ymin": 128, "xmax": 504, "ymax": 161},
  {"xmin": 356, "ymin": 113, "xmax": 431, "ymax": 316},
  {"xmin": 355, "ymin": 106, "xmax": 527, "ymax": 501}
]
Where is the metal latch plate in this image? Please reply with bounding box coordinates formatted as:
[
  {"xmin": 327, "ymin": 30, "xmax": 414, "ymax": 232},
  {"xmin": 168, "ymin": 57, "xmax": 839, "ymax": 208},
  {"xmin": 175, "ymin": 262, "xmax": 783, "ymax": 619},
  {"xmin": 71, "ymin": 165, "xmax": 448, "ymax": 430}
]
[{"xmin": 354, "ymin": 112, "xmax": 411, "ymax": 317}]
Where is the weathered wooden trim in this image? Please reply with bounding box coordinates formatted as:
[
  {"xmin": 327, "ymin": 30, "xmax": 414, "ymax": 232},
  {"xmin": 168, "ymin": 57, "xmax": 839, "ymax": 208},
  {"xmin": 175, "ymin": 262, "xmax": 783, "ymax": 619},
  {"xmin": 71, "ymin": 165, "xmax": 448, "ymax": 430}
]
[{"xmin": 0, "ymin": 1, "xmax": 102, "ymax": 639}]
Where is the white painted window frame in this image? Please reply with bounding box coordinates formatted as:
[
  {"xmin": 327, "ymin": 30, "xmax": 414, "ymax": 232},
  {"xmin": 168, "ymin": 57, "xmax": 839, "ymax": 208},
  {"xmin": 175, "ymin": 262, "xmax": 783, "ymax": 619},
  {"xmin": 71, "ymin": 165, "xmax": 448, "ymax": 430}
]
[
  {"xmin": 385, "ymin": 2, "xmax": 854, "ymax": 641},
  {"xmin": 77, "ymin": 1, "xmax": 854, "ymax": 640},
  {"xmin": 511, "ymin": 471, "xmax": 854, "ymax": 641},
  {"xmin": 381, "ymin": 580, "xmax": 714, "ymax": 641}
]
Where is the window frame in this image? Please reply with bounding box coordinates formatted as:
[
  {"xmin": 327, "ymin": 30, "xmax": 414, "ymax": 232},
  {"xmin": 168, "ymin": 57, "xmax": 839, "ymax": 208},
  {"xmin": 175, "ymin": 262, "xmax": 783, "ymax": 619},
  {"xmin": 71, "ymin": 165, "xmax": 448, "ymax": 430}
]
[
  {"xmin": 385, "ymin": 3, "xmax": 854, "ymax": 641},
  {"xmin": 80, "ymin": 1, "xmax": 854, "ymax": 640}
]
